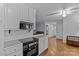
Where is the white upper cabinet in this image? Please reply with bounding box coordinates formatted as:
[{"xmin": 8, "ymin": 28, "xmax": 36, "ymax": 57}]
[
  {"xmin": 28, "ymin": 7, "xmax": 36, "ymax": 30},
  {"xmin": 28, "ymin": 7, "xmax": 34, "ymax": 23},
  {"xmin": 0, "ymin": 4, "xmax": 4, "ymax": 21},
  {"xmin": 0, "ymin": 3, "xmax": 4, "ymax": 56},
  {"xmin": 19, "ymin": 4, "xmax": 29, "ymax": 22},
  {"xmin": 19, "ymin": 4, "xmax": 36, "ymax": 30},
  {"xmin": 4, "ymin": 3, "xmax": 20, "ymax": 30},
  {"xmin": 33, "ymin": 9, "xmax": 36, "ymax": 30},
  {"xmin": 4, "ymin": 3, "xmax": 36, "ymax": 30}
]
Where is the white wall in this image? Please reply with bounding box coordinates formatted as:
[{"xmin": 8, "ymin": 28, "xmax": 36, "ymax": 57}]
[
  {"xmin": 45, "ymin": 20, "xmax": 63, "ymax": 38},
  {"xmin": 36, "ymin": 21, "xmax": 45, "ymax": 32},
  {"xmin": 56, "ymin": 20, "xmax": 63, "ymax": 39},
  {"xmin": 63, "ymin": 14, "xmax": 79, "ymax": 43}
]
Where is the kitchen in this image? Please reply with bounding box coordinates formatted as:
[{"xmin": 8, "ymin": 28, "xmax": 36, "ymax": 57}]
[
  {"xmin": 0, "ymin": 3, "xmax": 48, "ymax": 56},
  {"xmin": 1, "ymin": 3, "xmax": 79, "ymax": 56}
]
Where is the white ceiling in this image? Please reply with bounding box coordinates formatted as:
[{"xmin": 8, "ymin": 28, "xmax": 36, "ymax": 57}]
[{"xmin": 26, "ymin": 3, "xmax": 79, "ymax": 22}]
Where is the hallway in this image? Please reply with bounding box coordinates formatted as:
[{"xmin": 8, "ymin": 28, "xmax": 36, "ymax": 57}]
[{"xmin": 40, "ymin": 37, "xmax": 79, "ymax": 56}]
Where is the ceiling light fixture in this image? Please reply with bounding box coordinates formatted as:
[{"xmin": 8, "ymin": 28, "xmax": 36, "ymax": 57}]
[{"xmin": 62, "ymin": 10, "xmax": 67, "ymax": 17}]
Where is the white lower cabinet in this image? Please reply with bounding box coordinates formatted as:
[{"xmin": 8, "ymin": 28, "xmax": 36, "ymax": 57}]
[
  {"xmin": 4, "ymin": 43, "xmax": 23, "ymax": 56},
  {"xmin": 39, "ymin": 37, "xmax": 44, "ymax": 55},
  {"xmin": 16, "ymin": 52, "xmax": 23, "ymax": 56},
  {"xmin": 44, "ymin": 37, "xmax": 48, "ymax": 50},
  {"xmin": 7, "ymin": 52, "xmax": 16, "ymax": 56},
  {"xmin": 39, "ymin": 36, "xmax": 48, "ymax": 55}
]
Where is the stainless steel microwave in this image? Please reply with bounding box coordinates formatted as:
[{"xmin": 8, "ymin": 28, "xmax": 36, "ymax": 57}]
[{"xmin": 20, "ymin": 21, "xmax": 33, "ymax": 31}]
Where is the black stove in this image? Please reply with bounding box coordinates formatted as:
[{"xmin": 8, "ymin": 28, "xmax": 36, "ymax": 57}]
[{"xmin": 19, "ymin": 38, "xmax": 38, "ymax": 56}]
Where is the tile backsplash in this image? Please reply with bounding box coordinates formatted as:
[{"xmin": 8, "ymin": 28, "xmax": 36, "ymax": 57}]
[{"xmin": 4, "ymin": 30, "xmax": 33, "ymax": 42}]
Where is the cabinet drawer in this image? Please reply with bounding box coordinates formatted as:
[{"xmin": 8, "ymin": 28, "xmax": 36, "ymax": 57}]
[
  {"xmin": 4, "ymin": 43, "xmax": 23, "ymax": 55},
  {"xmin": 16, "ymin": 53, "xmax": 22, "ymax": 56},
  {"xmin": 16, "ymin": 52, "xmax": 23, "ymax": 56},
  {"xmin": 15, "ymin": 44, "xmax": 23, "ymax": 51},
  {"xmin": 7, "ymin": 52, "xmax": 16, "ymax": 56},
  {"xmin": 5, "ymin": 50, "xmax": 23, "ymax": 56},
  {"xmin": 4, "ymin": 46, "xmax": 16, "ymax": 55}
]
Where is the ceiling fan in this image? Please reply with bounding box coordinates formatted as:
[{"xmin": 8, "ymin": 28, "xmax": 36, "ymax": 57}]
[{"xmin": 47, "ymin": 6, "xmax": 79, "ymax": 17}]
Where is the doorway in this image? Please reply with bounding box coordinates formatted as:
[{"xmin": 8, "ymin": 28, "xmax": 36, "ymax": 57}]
[{"xmin": 45, "ymin": 23, "xmax": 56, "ymax": 38}]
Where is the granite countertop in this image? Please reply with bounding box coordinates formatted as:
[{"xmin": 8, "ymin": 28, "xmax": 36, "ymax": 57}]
[{"xmin": 4, "ymin": 34, "xmax": 46, "ymax": 48}]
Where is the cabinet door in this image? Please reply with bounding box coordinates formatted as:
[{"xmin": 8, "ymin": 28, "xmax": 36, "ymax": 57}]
[
  {"xmin": 16, "ymin": 52, "xmax": 23, "ymax": 56},
  {"xmin": 20, "ymin": 4, "xmax": 29, "ymax": 22},
  {"xmin": 42, "ymin": 37, "xmax": 46, "ymax": 52},
  {"xmin": 7, "ymin": 52, "xmax": 16, "ymax": 56},
  {"xmin": 44, "ymin": 37, "xmax": 48, "ymax": 50},
  {"xmin": 29, "ymin": 7, "xmax": 36, "ymax": 30},
  {"xmin": 0, "ymin": 3, "xmax": 4, "ymax": 55},
  {"xmin": 0, "ymin": 3, "xmax": 4, "ymax": 22},
  {"xmin": 4, "ymin": 43, "xmax": 23, "ymax": 56},
  {"xmin": 39, "ymin": 38, "xmax": 44, "ymax": 55},
  {"xmin": 39, "ymin": 37, "xmax": 48, "ymax": 55},
  {"xmin": 28, "ymin": 7, "xmax": 34, "ymax": 23},
  {"xmin": 5, "ymin": 3, "xmax": 19, "ymax": 30},
  {"xmin": 33, "ymin": 9, "xmax": 36, "ymax": 30}
]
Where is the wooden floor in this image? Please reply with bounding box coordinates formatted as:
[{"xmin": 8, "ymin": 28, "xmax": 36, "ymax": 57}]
[{"xmin": 40, "ymin": 37, "xmax": 79, "ymax": 56}]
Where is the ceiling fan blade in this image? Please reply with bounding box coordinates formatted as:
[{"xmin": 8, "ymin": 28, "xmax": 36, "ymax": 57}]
[
  {"xmin": 47, "ymin": 11, "xmax": 61, "ymax": 16},
  {"xmin": 69, "ymin": 7, "xmax": 79, "ymax": 11},
  {"xmin": 66, "ymin": 9, "xmax": 79, "ymax": 15},
  {"xmin": 70, "ymin": 10, "xmax": 77, "ymax": 13}
]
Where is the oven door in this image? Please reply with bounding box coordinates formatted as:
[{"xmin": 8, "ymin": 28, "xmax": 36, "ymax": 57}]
[{"xmin": 27, "ymin": 48, "xmax": 37, "ymax": 56}]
